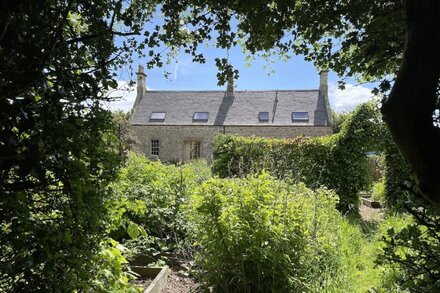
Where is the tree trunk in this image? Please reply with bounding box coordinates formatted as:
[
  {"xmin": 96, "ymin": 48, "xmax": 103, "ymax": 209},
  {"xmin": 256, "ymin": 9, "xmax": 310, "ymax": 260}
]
[{"xmin": 381, "ymin": 0, "xmax": 440, "ymax": 205}]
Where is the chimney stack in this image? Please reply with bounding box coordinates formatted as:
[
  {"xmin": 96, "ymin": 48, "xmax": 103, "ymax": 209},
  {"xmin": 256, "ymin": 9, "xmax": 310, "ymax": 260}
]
[
  {"xmin": 319, "ymin": 70, "xmax": 328, "ymax": 88},
  {"xmin": 226, "ymin": 76, "xmax": 234, "ymax": 97},
  {"xmin": 134, "ymin": 65, "xmax": 147, "ymax": 107},
  {"xmin": 319, "ymin": 70, "xmax": 333, "ymax": 126}
]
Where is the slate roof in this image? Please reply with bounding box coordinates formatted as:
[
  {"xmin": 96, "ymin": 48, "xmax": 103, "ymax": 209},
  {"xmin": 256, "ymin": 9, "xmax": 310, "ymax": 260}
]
[{"xmin": 131, "ymin": 89, "xmax": 330, "ymax": 126}]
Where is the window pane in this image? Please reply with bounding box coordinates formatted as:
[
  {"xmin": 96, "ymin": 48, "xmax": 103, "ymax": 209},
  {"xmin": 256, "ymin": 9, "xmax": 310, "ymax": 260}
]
[
  {"xmin": 292, "ymin": 112, "xmax": 309, "ymax": 121},
  {"xmin": 193, "ymin": 112, "xmax": 209, "ymax": 122},
  {"xmin": 259, "ymin": 111, "xmax": 269, "ymax": 122},
  {"xmin": 150, "ymin": 112, "xmax": 166, "ymax": 121},
  {"xmin": 190, "ymin": 141, "xmax": 201, "ymax": 159},
  {"xmin": 150, "ymin": 139, "xmax": 159, "ymax": 156}
]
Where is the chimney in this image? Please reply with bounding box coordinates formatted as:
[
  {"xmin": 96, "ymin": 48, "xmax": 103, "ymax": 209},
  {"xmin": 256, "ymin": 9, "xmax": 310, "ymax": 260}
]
[
  {"xmin": 226, "ymin": 76, "xmax": 234, "ymax": 97},
  {"xmin": 134, "ymin": 65, "xmax": 147, "ymax": 107},
  {"xmin": 319, "ymin": 70, "xmax": 333, "ymax": 126}
]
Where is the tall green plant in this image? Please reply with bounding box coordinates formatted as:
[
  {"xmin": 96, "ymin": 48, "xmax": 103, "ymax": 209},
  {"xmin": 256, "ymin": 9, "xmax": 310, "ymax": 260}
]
[
  {"xmin": 189, "ymin": 173, "xmax": 375, "ymax": 292},
  {"xmin": 109, "ymin": 153, "xmax": 210, "ymax": 258}
]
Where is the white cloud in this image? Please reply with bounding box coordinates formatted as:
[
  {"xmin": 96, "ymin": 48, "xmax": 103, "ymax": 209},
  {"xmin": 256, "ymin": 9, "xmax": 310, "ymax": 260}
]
[
  {"xmin": 104, "ymin": 80, "xmax": 137, "ymax": 112},
  {"xmin": 173, "ymin": 62, "xmax": 179, "ymax": 80},
  {"xmin": 329, "ymin": 83, "xmax": 375, "ymax": 113}
]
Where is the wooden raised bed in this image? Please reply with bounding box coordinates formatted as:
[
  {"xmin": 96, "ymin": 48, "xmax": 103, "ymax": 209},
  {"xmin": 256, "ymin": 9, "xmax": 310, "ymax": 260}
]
[
  {"xmin": 131, "ymin": 266, "xmax": 169, "ymax": 293},
  {"xmin": 362, "ymin": 198, "xmax": 381, "ymax": 209},
  {"xmin": 130, "ymin": 255, "xmax": 169, "ymax": 293}
]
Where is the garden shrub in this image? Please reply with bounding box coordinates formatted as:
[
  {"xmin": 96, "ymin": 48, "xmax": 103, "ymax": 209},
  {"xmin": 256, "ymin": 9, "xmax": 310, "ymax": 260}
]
[
  {"xmin": 109, "ymin": 152, "xmax": 210, "ymax": 259},
  {"xmin": 212, "ymin": 102, "xmax": 385, "ymax": 213},
  {"xmin": 371, "ymin": 180, "xmax": 385, "ymax": 203},
  {"xmin": 0, "ymin": 110, "xmax": 131, "ymax": 292},
  {"xmin": 189, "ymin": 172, "xmax": 375, "ymax": 292},
  {"xmin": 374, "ymin": 213, "xmax": 440, "ymax": 292}
]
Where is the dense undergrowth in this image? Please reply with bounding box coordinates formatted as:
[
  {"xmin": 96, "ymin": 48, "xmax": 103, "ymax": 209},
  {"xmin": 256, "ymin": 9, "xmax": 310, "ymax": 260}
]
[
  {"xmin": 189, "ymin": 172, "xmax": 377, "ymax": 292},
  {"xmin": 111, "ymin": 152, "xmax": 413, "ymax": 292}
]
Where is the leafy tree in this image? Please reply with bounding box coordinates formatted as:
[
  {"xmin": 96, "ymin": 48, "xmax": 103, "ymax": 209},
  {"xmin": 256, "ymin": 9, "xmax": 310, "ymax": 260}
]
[
  {"xmin": 0, "ymin": 1, "xmax": 155, "ymax": 291},
  {"xmin": 332, "ymin": 111, "xmax": 350, "ymax": 134},
  {"xmin": 112, "ymin": 110, "xmax": 140, "ymax": 161}
]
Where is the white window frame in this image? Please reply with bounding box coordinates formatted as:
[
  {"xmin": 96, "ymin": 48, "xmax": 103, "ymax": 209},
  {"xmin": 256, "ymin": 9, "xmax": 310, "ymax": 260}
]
[
  {"xmin": 149, "ymin": 112, "xmax": 166, "ymax": 122},
  {"xmin": 193, "ymin": 112, "xmax": 209, "ymax": 122},
  {"xmin": 291, "ymin": 111, "xmax": 309, "ymax": 122}
]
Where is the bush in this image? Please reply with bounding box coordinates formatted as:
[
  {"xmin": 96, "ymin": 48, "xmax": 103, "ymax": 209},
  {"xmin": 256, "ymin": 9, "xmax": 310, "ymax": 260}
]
[
  {"xmin": 212, "ymin": 102, "xmax": 386, "ymax": 213},
  {"xmin": 109, "ymin": 153, "xmax": 211, "ymax": 258},
  {"xmin": 189, "ymin": 172, "xmax": 375, "ymax": 292}
]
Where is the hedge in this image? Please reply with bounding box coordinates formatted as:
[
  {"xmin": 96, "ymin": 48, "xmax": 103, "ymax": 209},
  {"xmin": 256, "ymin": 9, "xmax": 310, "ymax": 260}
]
[{"xmin": 212, "ymin": 102, "xmax": 386, "ymax": 212}]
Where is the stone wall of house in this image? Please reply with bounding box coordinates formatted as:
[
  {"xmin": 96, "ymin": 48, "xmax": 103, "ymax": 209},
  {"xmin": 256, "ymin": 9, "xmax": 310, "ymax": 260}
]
[
  {"xmin": 131, "ymin": 125, "xmax": 332, "ymax": 162},
  {"xmin": 224, "ymin": 125, "xmax": 332, "ymax": 139},
  {"xmin": 132, "ymin": 125, "xmax": 223, "ymax": 162}
]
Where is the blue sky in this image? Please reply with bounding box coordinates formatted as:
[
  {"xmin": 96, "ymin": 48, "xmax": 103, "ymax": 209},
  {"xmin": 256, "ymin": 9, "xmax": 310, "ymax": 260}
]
[{"xmin": 108, "ymin": 30, "xmax": 375, "ymax": 113}]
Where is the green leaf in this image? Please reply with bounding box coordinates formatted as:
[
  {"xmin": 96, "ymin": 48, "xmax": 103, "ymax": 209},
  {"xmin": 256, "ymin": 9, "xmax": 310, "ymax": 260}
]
[{"xmin": 127, "ymin": 221, "xmax": 140, "ymax": 239}]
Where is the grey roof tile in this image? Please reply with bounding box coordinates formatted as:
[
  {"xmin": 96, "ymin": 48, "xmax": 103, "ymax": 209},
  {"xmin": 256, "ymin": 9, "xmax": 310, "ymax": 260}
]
[{"xmin": 131, "ymin": 90, "xmax": 329, "ymax": 126}]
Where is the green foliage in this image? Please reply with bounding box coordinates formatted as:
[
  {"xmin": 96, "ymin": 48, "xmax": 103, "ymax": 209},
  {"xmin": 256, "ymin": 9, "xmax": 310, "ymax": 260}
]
[
  {"xmin": 366, "ymin": 154, "xmax": 386, "ymax": 184},
  {"xmin": 379, "ymin": 138, "xmax": 440, "ymax": 291},
  {"xmin": 332, "ymin": 111, "xmax": 350, "ymax": 134},
  {"xmin": 212, "ymin": 102, "xmax": 386, "ymax": 213},
  {"xmin": 92, "ymin": 239, "xmax": 140, "ymax": 293},
  {"xmin": 109, "ymin": 152, "xmax": 211, "ymax": 259},
  {"xmin": 189, "ymin": 172, "xmax": 378, "ymax": 292},
  {"xmin": 371, "ymin": 180, "xmax": 385, "ymax": 203},
  {"xmin": 112, "ymin": 110, "xmax": 140, "ymax": 162},
  {"xmin": 374, "ymin": 213, "xmax": 440, "ymax": 292},
  {"xmin": 0, "ymin": 1, "xmax": 159, "ymax": 291},
  {"xmin": 383, "ymin": 141, "xmax": 420, "ymax": 210}
]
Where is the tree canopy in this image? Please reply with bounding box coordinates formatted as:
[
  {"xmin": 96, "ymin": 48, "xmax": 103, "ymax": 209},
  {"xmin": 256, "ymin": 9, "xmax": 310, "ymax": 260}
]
[{"xmin": 0, "ymin": 1, "xmax": 155, "ymax": 290}]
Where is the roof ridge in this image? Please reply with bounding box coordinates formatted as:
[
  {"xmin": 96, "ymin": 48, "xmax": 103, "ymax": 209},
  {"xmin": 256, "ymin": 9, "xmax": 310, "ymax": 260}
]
[{"xmin": 146, "ymin": 89, "xmax": 319, "ymax": 93}]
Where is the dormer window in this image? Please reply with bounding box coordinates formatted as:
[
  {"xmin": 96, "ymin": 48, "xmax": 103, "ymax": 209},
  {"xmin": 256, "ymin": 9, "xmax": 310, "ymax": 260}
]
[
  {"xmin": 193, "ymin": 112, "xmax": 209, "ymax": 122},
  {"xmin": 150, "ymin": 112, "xmax": 166, "ymax": 122},
  {"xmin": 259, "ymin": 112, "xmax": 269, "ymax": 122},
  {"xmin": 292, "ymin": 112, "xmax": 309, "ymax": 122}
]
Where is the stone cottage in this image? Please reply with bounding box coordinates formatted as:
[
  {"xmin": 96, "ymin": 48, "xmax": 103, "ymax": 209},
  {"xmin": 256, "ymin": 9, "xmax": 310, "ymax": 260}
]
[{"xmin": 130, "ymin": 65, "xmax": 333, "ymax": 162}]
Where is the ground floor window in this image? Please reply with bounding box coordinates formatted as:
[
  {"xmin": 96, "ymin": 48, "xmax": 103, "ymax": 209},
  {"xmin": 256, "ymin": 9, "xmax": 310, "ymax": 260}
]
[
  {"xmin": 150, "ymin": 139, "xmax": 159, "ymax": 156},
  {"xmin": 184, "ymin": 140, "xmax": 202, "ymax": 160},
  {"xmin": 190, "ymin": 141, "xmax": 201, "ymax": 159}
]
